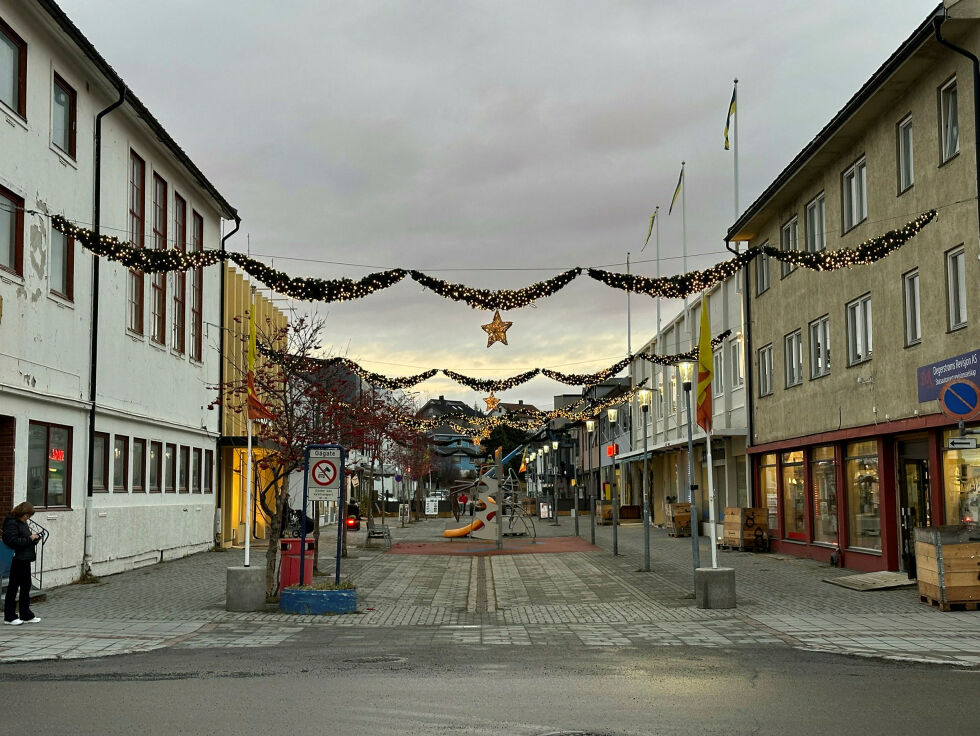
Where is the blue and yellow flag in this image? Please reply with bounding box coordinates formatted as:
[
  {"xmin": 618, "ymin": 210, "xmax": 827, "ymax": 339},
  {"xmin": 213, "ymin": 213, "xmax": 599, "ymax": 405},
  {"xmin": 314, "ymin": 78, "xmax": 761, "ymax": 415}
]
[
  {"xmin": 668, "ymin": 165, "xmax": 684, "ymax": 216},
  {"xmin": 696, "ymin": 296, "xmax": 713, "ymax": 434},
  {"xmin": 724, "ymin": 84, "xmax": 737, "ymax": 150}
]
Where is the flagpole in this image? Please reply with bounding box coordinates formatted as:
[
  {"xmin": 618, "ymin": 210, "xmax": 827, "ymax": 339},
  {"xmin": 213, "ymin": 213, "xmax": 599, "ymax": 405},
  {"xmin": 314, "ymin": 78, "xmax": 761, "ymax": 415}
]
[
  {"xmin": 733, "ymin": 78, "xmax": 739, "ymax": 220},
  {"xmin": 626, "ymin": 251, "xmax": 631, "ymax": 357},
  {"xmin": 245, "ymin": 416, "xmax": 252, "ymax": 567},
  {"xmin": 681, "ymin": 161, "xmax": 689, "ymax": 354},
  {"xmin": 706, "ymin": 427, "xmax": 717, "ymax": 568}
]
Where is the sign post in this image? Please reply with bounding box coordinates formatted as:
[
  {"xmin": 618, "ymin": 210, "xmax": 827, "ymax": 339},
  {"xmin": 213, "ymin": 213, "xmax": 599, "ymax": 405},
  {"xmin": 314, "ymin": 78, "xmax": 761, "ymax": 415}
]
[{"xmin": 302, "ymin": 445, "xmax": 345, "ymax": 586}]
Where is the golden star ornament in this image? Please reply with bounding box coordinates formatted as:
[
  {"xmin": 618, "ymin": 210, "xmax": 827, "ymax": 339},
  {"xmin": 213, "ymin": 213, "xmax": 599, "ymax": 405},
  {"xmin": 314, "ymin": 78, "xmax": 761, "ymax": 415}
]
[
  {"xmin": 481, "ymin": 310, "xmax": 513, "ymax": 347},
  {"xmin": 484, "ymin": 392, "xmax": 500, "ymax": 412}
]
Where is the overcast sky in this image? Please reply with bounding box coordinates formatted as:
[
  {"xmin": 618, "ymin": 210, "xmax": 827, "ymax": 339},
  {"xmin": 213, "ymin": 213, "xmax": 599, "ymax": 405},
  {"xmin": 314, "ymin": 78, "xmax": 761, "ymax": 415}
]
[{"xmin": 60, "ymin": 0, "xmax": 938, "ymax": 411}]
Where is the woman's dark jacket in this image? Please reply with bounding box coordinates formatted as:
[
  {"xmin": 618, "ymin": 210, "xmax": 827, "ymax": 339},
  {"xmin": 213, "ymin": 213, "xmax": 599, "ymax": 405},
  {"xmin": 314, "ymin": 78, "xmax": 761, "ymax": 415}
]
[{"xmin": 2, "ymin": 517, "xmax": 38, "ymax": 562}]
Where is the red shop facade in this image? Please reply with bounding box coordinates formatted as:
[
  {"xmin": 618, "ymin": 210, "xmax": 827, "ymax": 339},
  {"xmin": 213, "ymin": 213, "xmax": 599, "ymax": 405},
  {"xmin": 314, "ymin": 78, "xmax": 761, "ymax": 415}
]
[{"xmin": 749, "ymin": 413, "xmax": 980, "ymax": 573}]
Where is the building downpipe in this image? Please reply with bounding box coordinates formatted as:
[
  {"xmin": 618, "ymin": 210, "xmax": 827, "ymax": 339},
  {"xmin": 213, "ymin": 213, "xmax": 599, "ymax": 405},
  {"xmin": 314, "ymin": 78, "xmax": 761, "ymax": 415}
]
[{"xmin": 215, "ymin": 215, "xmax": 241, "ymax": 544}]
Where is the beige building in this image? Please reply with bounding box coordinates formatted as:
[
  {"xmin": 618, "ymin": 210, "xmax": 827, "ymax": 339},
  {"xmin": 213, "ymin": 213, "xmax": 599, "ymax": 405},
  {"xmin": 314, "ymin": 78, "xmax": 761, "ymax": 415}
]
[{"xmin": 730, "ymin": 1, "xmax": 980, "ymax": 572}]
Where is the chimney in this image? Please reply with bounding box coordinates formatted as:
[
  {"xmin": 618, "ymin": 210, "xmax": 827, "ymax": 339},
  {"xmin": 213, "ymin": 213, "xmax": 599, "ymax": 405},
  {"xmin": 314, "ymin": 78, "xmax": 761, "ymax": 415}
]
[
  {"xmin": 439, "ymin": 395, "xmax": 445, "ymax": 401},
  {"xmin": 518, "ymin": 399, "xmax": 524, "ymax": 404}
]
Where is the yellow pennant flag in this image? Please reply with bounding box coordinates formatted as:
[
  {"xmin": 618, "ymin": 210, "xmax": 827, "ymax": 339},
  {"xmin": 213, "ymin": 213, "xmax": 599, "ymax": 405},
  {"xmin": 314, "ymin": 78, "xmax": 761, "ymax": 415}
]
[
  {"xmin": 643, "ymin": 208, "xmax": 658, "ymax": 250},
  {"xmin": 696, "ymin": 295, "xmax": 713, "ymax": 433},
  {"xmin": 668, "ymin": 165, "xmax": 684, "ymax": 215},
  {"xmin": 724, "ymin": 83, "xmax": 737, "ymax": 150}
]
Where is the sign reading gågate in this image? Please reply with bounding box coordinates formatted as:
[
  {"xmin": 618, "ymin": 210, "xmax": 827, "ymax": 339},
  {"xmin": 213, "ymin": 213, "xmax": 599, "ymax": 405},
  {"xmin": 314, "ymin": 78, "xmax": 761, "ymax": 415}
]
[{"xmin": 307, "ymin": 446, "xmax": 342, "ymax": 502}]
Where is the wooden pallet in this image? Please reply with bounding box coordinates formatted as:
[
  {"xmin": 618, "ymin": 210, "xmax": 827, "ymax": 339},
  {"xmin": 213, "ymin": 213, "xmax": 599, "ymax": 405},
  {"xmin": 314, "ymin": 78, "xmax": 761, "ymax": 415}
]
[{"xmin": 919, "ymin": 594, "xmax": 979, "ymax": 612}]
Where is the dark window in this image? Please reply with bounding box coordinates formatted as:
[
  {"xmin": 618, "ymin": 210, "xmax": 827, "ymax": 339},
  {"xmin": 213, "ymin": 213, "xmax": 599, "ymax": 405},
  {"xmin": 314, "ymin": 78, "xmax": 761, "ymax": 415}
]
[
  {"xmin": 52, "ymin": 72, "xmax": 76, "ymax": 157},
  {"xmin": 191, "ymin": 448, "xmax": 202, "ymax": 493},
  {"xmin": 165, "ymin": 443, "xmax": 176, "ymax": 492},
  {"xmin": 50, "ymin": 227, "xmax": 73, "ymax": 300},
  {"xmin": 1, "ymin": 183, "xmax": 24, "ymax": 277},
  {"xmin": 91, "ymin": 432, "xmax": 109, "ymax": 493},
  {"xmin": 178, "ymin": 446, "xmax": 189, "ymax": 493},
  {"xmin": 128, "ymin": 151, "xmax": 145, "ymax": 334},
  {"xmin": 203, "ymin": 450, "xmax": 213, "ymax": 494},
  {"xmin": 173, "ymin": 193, "xmax": 187, "ymax": 353},
  {"xmin": 190, "ymin": 211, "xmax": 204, "ymax": 360},
  {"xmin": 150, "ymin": 174, "xmax": 167, "ymax": 344},
  {"xmin": 113, "ymin": 435, "xmax": 129, "ymax": 492},
  {"xmin": 27, "ymin": 422, "xmax": 71, "ymax": 508},
  {"xmin": 149, "ymin": 441, "xmax": 162, "ymax": 493},
  {"xmin": 132, "ymin": 438, "xmax": 146, "ymax": 492},
  {"xmin": 0, "ymin": 17, "xmax": 27, "ymax": 118}
]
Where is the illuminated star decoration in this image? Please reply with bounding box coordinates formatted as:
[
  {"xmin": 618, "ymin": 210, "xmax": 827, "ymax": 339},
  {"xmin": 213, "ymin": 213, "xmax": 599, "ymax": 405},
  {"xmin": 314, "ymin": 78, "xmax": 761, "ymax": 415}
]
[
  {"xmin": 484, "ymin": 392, "xmax": 500, "ymax": 412},
  {"xmin": 481, "ymin": 310, "xmax": 513, "ymax": 347}
]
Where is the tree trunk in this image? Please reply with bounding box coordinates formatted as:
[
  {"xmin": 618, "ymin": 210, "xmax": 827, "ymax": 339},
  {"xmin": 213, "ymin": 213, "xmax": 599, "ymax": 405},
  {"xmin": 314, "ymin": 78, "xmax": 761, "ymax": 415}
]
[{"xmin": 265, "ymin": 480, "xmax": 289, "ymax": 599}]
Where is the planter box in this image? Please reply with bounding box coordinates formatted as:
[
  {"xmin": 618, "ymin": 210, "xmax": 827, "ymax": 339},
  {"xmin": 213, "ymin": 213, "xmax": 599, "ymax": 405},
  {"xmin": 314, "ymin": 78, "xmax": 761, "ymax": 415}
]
[
  {"xmin": 914, "ymin": 525, "xmax": 980, "ymax": 611},
  {"xmin": 279, "ymin": 587, "xmax": 357, "ymax": 615}
]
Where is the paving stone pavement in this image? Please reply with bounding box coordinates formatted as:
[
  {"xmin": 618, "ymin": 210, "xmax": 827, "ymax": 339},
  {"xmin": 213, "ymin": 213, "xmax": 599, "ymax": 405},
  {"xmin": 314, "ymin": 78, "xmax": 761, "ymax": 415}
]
[{"xmin": 1, "ymin": 516, "xmax": 978, "ymax": 666}]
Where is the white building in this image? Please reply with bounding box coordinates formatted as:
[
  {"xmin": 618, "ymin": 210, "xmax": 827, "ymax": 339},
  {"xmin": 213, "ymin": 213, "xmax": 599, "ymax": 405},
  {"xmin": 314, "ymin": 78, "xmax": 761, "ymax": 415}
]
[{"xmin": 0, "ymin": 0, "xmax": 237, "ymax": 585}]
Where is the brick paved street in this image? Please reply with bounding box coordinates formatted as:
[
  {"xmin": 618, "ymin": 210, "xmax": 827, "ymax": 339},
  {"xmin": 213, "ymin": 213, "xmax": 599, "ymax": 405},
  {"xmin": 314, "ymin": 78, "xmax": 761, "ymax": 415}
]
[{"xmin": 2, "ymin": 516, "xmax": 978, "ymax": 666}]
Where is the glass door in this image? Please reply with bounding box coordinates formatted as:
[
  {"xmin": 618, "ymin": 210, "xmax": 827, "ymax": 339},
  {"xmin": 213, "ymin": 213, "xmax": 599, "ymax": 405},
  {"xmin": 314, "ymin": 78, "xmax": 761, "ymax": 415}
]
[{"xmin": 899, "ymin": 458, "xmax": 930, "ymax": 578}]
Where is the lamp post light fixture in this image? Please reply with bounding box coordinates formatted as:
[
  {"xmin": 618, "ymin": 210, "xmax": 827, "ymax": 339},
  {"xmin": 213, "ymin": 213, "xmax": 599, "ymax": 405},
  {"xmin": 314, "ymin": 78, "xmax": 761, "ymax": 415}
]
[
  {"xmin": 678, "ymin": 361, "xmax": 701, "ymax": 579},
  {"xmin": 606, "ymin": 405, "xmax": 621, "ymax": 555},
  {"xmin": 551, "ymin": 438, "xmax": 560, "ymax": 526},
  {"xmin": 638, "ymin": 388, "xmax": 653, "ymax": 572},
  {"xmin": 586, "ymin": 418, "xmax": 596, "ymax": 544}
]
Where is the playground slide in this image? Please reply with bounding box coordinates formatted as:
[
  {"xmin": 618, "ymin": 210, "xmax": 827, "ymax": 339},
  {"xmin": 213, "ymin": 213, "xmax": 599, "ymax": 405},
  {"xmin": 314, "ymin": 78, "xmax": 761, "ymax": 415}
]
[{"xmin": 443, "ymin": 519, "xmax": 485, "ymax": 538}]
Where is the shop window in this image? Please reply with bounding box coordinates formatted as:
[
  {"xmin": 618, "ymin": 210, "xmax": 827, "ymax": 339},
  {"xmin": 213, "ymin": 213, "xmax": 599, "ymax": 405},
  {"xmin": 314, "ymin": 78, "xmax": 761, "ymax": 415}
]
[
  {"xmin": 810, "ymin": 446, "xmax": 838, "ymax": 545},
  {"xmin": 846, "ymin": 440, "xmax": 880, "ymax": 551},
  {"xmin": 943, "ymin": 428, "xmax": 980, "ymax": 524},
  {"xmin": 781, "ymin": 451, "xmax": 805, "ymax": 540},
  {"xmin": 759, "ymin": 453, "xmax": 778, "ymax": 533},
  {"xmin": 27, "ymin": 422, "xmax": 71, "ymax": 508}
]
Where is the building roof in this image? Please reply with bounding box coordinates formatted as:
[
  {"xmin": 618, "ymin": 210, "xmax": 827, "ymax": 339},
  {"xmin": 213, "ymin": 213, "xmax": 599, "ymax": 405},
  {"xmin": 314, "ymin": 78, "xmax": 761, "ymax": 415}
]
[
  {"xmin": 727, "ymin": 3, "xmax": 944, "ymax": 242},
  {"xmin": 38, "ymin": 0, "xmax": 237, "ymax": 221},
  {"xmin": 496, "ymin": 400, "xmax": 541, "ymax": 415},
  {"xmin": 417, "ymin": 396, "xmax": 483, "ymax": 419}
]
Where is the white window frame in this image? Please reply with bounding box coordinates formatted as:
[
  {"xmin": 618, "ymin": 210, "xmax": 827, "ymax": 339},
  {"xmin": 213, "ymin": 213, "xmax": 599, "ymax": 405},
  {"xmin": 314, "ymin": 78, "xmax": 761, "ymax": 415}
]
[
  {"xmin": 842, "ymin": 157, "xmax": 867, "ymax": 232},
  {"xmin": 758, "ymin": 344, "xmax": 773, "ymax": 397},
  {"xmin": 898, "ymin": 115, "xmax": 913, "ymax": 192},
  {"xmin": 755, "ymin": 243, "xmax": 770, "ymax": 295},
  {"xmin": 784, "ymin": 330, "xmax": 803, "ymax": 388},
  {"xmin": 946, "ymin": 246, "xmax": 967, "ymax": 330},
  {"xmin": 846, "ymin": 294, "xmax": 873, "ymax": 365},
  {"xmin": 780, "ymin": 217, "xmax": 798, "ymax": 277},
  {"xmin": 730, "ymin": 338, "xmax": 744, "ymax": 388},
  {"xmin": 941, "ymin": 78, "xmax": 959, "ymax": 163},
  {"xmin": 712, "ymin": 348, "xmax": 724, "ymax": 396},
  {"xmin": 903, "ymin": 269, "xmax": 921, "ymax": 346},
  {"xmin": 669, "ymin": 374, "xmax": 677, "ymax": 414},
  {"xmin": 809, "ymin": 315, "xmax": 830, "ymax": 378},
  {"xmin": 805, "ymin": 194, "xmax": 826, "ymax": 253}
]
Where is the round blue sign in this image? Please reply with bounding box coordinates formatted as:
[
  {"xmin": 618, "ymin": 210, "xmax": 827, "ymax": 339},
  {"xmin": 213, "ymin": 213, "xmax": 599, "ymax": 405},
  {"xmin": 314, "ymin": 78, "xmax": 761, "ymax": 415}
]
[{"xmin": 939, "ymin": 379, "xmax": 980, "ymax": 420}]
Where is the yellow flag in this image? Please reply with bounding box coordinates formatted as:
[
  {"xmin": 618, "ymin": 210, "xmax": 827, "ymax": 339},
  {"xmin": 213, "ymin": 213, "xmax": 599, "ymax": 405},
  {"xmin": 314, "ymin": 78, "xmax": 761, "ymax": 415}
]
[
  {"xmin": 724, "ymin": 84, "xmax": 737, "ymax": 150},
  {"xmin": 696, "ymin": 296, "xmax": 713, "ymax": 433},
  {"xmin": 643, "ymin": 209, "xmax": 657, "ymax": 250},
  {"xmin": 668, "ymin": 165, "xmax": 684, "ymax": 215}
]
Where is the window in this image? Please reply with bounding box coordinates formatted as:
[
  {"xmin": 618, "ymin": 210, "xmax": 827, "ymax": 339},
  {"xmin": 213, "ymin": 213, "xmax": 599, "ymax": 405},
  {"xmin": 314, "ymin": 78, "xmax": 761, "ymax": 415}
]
[
  {"xmin": 903, "ymin": 270, "xmax": 921, "ymax": 345},
  {"xmin": 755, "ymin": 244, "xmax": 770, "ymax": 295},
  {"xmin": 204, "ymin": 450, "xmax": 213, "ymax": 494},
  {"xmin": 128, "ymin": 151, "xmax": 145, "ymax": 334},
  {"xmin": 165, "ymin": 443, "xmax": 176, "ymax": 492},
  {"xmin": 942, "ymin": 427, "xmax": 980, "ymax": 524},
  {"xmin": 730, "ymin": 339, "xmax": 743, "ymax": 389},
  {"xmin": 811, "ymin": 446, "xmax": 838, "ymax": 546},
  {"xmin": 1, "ymin": 183, "xmax": 24, "ymax": 276},
  {"xmin": 149, "ymin": 441, "xmax": 162, "ymax": 493},
  {"xmin": 780, "ymin": 217, "xmax": 798, "ymax": 277},
  {"xmin": 669, "ymin": 373, "xmax": 677, "ymax": 414},
  {"xmin": 805, "ymin": 194, "xmax": 826, "ymax": 252},
  {"xmin": 150, "ymin": 174, "xmax": 167, "ymax": 344},
  {"xmin": 51, "ymin": 73, "xmax": 76, "ymax": 158},
  {"xmin": 898, "ymin": 115, "xmax": 913, "ymax": 191},
  {"xmin": 113, "ymin": 436, "xmax": 129, "ymax": 492},
  {"xmin": 655, "ymin": 374, "xmax": 664, "ymax": 420},
  {"xmin": 50, "ymin": 227, "xmax": 73, "ymax": 299},
  {"xmin": 27, "ymin": 422, "xmax": 71, "ymax": 508},
  {"xmin": 846, "ymin": 294, "xmax": 872, "ymax": 365},
  {"xmin": 173, "ymin": 194, "xmax": 187, "ymax": 353},
  {"xmin": 92, "ymin": 432, "xmax": 109, "ymax": 493},
  {"xmin": 781, "ymin": 450, "xmax": 805, "ymax": 539},
  {"xmin": 759, "ymin": 453, "xmax": 778, "ymax": 533},
  {"xmin": 712, "ymin": 348, "xmax": 724, "ymax": 396},
  {"xmin": 179, "ymin": 446, "xmax": 189, "ymax": 493},
  {"xmin": 809, "ymin": 315, "xmax": 830, "ymax": 378},
  {"xmin": 192, "ymin": 448, "xmax": 202, "ymax": 493},
  {"xmin": 190, "ymin": 211, "xmax": 204, "ymax": 361},
  {"xmin": 941, "ymin": 78, "xmax": 959, "ymax": 162},
  {"xmin": 946, "ymin": 246, "xmax": 967, "ymax": 330},
  {"xmin": 784, "ymin": 330, "xmax": 802, "ymax": 387},
  {"xmin": 758, "ymin": 344, "xmax": 773, "ymax": 397},
  {"xmin": 842, "ymin": 157, "xmax": 867, "ymax": 231},
  {"xmin": 0, "ymin": 17, "xmax": 26, "ymax": 117},
  {"xmin": 132, "ymin": 438, "xmax": 146, "ymax": 492},
  {"xmin": 845, "ymin": 440, "xmax": 880, "ymax": 551}
]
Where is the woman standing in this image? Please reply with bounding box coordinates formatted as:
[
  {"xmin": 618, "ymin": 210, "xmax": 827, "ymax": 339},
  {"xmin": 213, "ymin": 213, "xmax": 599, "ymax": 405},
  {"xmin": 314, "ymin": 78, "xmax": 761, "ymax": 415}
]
[{"xmin": 2, "ymin": 502, "xmax": 42, "ymax": 625}]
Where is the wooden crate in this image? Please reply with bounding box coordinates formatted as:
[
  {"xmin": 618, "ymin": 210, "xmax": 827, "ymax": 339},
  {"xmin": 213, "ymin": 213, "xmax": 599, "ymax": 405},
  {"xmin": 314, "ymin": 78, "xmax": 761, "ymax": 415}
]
[
  {"xmin": 666, "ymin": 503, "xmax": 692, "ymax": 537},
  {"xmin": 914, "ymin": 525, "xmax": 980, "ymax": 610},
  {"xmin": 723, "ymin": 507, "xmax": 769, "ymax": 548}
]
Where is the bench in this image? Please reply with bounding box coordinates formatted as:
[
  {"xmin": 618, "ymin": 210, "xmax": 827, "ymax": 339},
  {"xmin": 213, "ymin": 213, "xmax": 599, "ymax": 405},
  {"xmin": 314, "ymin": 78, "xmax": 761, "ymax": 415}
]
[{"xmin": 366, "ymin": 518, "xmax": 391, "ymax": 548}]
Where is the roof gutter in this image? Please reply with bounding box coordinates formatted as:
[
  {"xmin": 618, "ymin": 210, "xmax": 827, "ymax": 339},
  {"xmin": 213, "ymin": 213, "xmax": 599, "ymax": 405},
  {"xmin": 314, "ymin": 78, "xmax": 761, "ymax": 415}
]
[{"xmin": 933, "ymin": 12, "xmax": 980, "ymax": 251}]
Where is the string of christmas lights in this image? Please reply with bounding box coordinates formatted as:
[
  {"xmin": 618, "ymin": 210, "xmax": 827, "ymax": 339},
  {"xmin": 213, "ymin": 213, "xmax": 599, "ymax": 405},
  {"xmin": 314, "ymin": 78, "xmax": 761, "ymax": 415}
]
[
  {"xmin": 442, "ymin": 368, "xmax": 542, "ymax": 392},
  {"xmin": 409, "ymin": 268, "xmax": 582, "ymax": 310},
  {"xmin": 635, "ymin": 330, "xmax": 731, "ymax": 365},
  {"xmin": 53, "ymin": 210, "xmax": 936, "ymax": 307}
]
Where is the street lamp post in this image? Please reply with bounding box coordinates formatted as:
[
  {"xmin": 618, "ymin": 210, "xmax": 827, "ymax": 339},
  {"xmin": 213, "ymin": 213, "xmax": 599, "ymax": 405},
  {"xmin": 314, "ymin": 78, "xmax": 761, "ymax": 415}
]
[
  {"xmin": 572, "ymin": 433, "xmax": 580, "ymax": 537},
  {"xmin": 551, "ymin": 438, "xmax": 560, "ymax": 526},
  {"xmin": 586, "ymin": 419, "xmax": 596, "ymax": 544},
  {"xmin": 541, "ymin": 444, "xmax": 550, "ymax": 520},
  {"xmin": 638, "ymin": 389, "xmax": 652, "ymax": 572},
  {"xmin": 679, "ymin": 361, "xmax": 701, "ymax": 580},
  {"xmin": 608, "ymin": 406, "xmax": 620, "ymax": 556}
]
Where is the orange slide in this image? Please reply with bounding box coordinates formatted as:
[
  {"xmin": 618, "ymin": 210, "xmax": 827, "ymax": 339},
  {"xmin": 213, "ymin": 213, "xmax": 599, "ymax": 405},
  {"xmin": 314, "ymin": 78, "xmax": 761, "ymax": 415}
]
[{"xmin": 443, "ymin": 519, "xmax": 484, "ymax": 538}]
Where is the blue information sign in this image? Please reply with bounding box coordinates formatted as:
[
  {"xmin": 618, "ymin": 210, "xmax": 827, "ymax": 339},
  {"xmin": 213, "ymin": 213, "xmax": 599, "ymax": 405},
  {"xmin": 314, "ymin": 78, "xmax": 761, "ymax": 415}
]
[{"xmin": 917, "ymin": 349, "xmax": 980, "ymax": 403}]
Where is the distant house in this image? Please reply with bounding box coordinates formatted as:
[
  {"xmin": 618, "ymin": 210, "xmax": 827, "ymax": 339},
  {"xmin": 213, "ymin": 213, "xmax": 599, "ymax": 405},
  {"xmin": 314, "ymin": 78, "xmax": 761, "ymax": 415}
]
[
  {"xmin": 417, "ymin": 396, "xmax": 484, "ymax": 482},
  {"xmin": 488, "ymin": 399, "xmax": 540, "ymax": 419}
]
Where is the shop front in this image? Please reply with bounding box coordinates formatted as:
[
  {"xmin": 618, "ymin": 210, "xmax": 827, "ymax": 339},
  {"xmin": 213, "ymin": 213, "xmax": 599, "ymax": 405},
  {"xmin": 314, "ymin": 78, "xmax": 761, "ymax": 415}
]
[{"xmin": 751, "ymin": 418, "xmax": 980, "ymax": 573}]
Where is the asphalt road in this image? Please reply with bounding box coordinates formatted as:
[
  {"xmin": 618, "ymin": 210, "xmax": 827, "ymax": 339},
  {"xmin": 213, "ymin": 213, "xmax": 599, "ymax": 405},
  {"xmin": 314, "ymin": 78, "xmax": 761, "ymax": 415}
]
[{"xmin": 2, "ymin": 641, "xmax": 975, "ymax": 735}]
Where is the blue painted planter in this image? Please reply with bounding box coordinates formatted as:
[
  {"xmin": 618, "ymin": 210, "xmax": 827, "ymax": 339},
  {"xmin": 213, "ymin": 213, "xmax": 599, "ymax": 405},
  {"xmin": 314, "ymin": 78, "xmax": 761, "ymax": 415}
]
[{"xmin": 279, "ymin": 587, "xmax": 357, "ymax": 615}]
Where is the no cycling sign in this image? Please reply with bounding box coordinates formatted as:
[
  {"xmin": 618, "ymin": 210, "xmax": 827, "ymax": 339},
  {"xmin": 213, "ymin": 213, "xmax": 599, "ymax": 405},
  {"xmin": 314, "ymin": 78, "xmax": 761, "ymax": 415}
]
[{"xmin": 307, "ymin": 446, "xmax": 342, "ymax": 501}]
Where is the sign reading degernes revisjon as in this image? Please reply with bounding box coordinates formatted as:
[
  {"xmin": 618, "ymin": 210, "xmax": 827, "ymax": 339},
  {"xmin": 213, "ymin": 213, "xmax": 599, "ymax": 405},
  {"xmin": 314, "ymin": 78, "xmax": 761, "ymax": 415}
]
[{"xmin": 917, "ymin": 349, "xmax": 980, "ymax": 403}]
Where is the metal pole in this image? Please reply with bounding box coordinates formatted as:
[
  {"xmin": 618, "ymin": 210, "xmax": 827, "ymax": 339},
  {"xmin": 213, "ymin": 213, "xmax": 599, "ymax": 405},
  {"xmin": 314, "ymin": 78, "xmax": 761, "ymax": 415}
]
[
  {"xmin": 612, "ymin": 435, "xmax": 619, "ymax": 555},
  {"xmin": 244, "ymin": 417, "xmax": 252, "ymax": 567},
  {"xmin": 335, "ymin": 449, "xmax": 346, "ymax": 585},
  {"xmin": 589, "ymin": 428, "xmax": 595, "ymax": 544},
  {"xmin": 707, "ymin": 432, "xmax": 718, "ymax": 568},
  {"xmin": 684, "ymin": 381, "xmax": 701, "ymax": 579},
  {"xmin": 573, "ymin": 434, "xmax": 580, "ymax": 537},
  {"xmin": 552, "ymin": 441, "xmax": 560, "ymax": 526},
  {"xmin": 299, "ymin": 451, "xmax": 309, "ymax": 587},
  {"xmin": 642, "ymin": 404, "xmax": 650, "ymax": 572},
  {"xmin": 495, "ymin": 447, "xmax": 503, "ymax": 551}
]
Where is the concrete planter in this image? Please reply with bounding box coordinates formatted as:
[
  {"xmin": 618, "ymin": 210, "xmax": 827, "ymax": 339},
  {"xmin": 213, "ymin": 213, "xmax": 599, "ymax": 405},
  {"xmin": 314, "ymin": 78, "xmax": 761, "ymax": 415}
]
[{"xmin": 279, "ymin": 587, "xmax": 357, "ymax": 615}]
